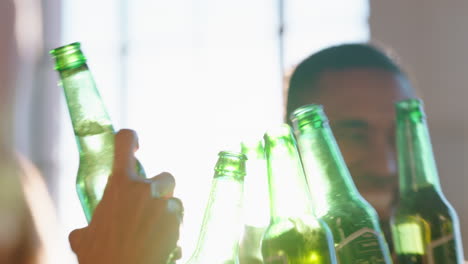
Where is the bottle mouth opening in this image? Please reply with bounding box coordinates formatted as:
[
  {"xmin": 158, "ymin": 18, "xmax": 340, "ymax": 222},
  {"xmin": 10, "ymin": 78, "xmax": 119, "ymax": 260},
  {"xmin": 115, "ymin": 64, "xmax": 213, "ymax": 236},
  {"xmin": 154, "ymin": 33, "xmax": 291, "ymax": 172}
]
[
  {"xmin": 240, "ymin": 139, "xmax": 265, "ymax": 159},
  {"xmin": 264, "ymin": 124, "xmax": 293, "ymax": 140},
  {"xmin": 395, "ymin": 98, "xmax": 423, "ymax": 112},
  {"xmin": 395, "ymin": 98, "xmax": 425, "ymax": 121},
  {"xmin": 50, "ymin": 42, "xmax": 81, "ymax": 56},
  {"xmin": 218, "ymin": 151, "xmax": 247, "ymax": 160},
  {"xmin": 263, "ymin": 124, "xmax": 300, "ymax": 158},
  {"xmin": 50, "ymin": 42, "xmax": 87, "ymax": 70},
  {"xmin": 290, "ymin": 104, "xmax": 327, "ymax": 129},
  {"xmin": 214, "ymin": 151, "xmax": 247, "ymax": 178}
]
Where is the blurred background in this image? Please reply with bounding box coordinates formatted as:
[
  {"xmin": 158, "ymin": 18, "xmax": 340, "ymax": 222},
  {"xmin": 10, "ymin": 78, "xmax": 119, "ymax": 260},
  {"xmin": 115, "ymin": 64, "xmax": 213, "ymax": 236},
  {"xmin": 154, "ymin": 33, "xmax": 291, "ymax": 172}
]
[{"xmin": 1, "ymin": 0, "xmax": 467, "ymax": 263}]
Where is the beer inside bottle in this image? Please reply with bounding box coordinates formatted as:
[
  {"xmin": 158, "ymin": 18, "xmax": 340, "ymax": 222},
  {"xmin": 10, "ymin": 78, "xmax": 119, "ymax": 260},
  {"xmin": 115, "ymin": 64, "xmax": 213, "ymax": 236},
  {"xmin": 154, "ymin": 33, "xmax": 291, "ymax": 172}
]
[
  {"xmin": 50, "ymin": 42, "xmax": 145, "ymax": 222},
  {"xmin": 391, "ymin": 98, "xmax": 464, "ymax": 264},
  {"xmin": 291, "ymin": 105, "xmax": 393, "ymax": 264},
  {"xmin": 262, "ymin": 124, "xmax": 337, "ymax": 264},
  {"xmin": 186, "ymin": 151, "xmax": 247, "ymax": 264}
]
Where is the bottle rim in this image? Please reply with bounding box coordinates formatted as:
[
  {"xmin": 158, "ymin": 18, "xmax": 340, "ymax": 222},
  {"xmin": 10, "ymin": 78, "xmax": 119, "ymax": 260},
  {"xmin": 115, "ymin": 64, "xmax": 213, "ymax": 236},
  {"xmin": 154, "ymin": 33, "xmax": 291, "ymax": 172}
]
[
  {"xmin": 217, "ymin": 151, "xmax": 247, "ymax": 160},
  {"xmin": 264, "ymin": 123, "xmax": 293, "ymax": 140},
  {"xmin": 240, "ymin": 139, "xmax": 265, "ymax": 159},
  {"xmin": 50, "ymin": 42, "xmax": 87, "ymax": 70},
  {"xmin": 290, "ymin": 104, "xmax": 327, "ymax": 129},
  {"xmin": 395, "ymin": 98, "xmax": 423, "ymax": 111},
  {"xmin": 50, "ymin": 42, "xmax": 81, "ymax": 56},
  {"xmin": 395, "ymin": 98, "xmax": 425, "ymax": 122},
  {"xmin": 214, "ymin": 151, "xmax": 247, "ymax": 178}
]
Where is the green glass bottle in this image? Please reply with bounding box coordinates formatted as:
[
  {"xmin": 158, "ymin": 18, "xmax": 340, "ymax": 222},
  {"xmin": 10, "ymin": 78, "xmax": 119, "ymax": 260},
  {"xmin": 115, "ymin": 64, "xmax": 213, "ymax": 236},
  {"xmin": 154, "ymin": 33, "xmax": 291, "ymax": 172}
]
[
  {"xmin": 50, "ymin": 42, "xmax": 145, "ymax": 222},
  {"xmin": 291, "ymin": 104, "xmax": 393, "ymax": 264},
  {"xmin": 261, "ymin": 124, "xmax": 337, "ymax": 264},
  {"xmin": 390, "ymin": 99, "xmax": 464, "ymax": 264},
  {"xmin": 239, "ymin": 140, "xmax": 270, "ymax": 264},
  {"xmin": 186, "ymin": 151, "xmax": 247, "ymax": 264}
]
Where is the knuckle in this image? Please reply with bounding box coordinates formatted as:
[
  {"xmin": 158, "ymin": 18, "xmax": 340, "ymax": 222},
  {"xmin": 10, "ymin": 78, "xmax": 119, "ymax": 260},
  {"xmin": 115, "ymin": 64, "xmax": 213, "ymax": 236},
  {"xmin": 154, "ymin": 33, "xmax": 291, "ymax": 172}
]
[
  {"xmin": 68, "ymin": 229, "xmax": 84, "ymax": 252},
  {"xmin": 129, "ymin": 180, "xmax": 152, "ymax": 197},
  {"xmin": 166, "ymin": 198, "xmax": 184, "ymax": 222},
  {"xmin": 116, "ymin": 129, "xmax": 136, "ymax": 139}
]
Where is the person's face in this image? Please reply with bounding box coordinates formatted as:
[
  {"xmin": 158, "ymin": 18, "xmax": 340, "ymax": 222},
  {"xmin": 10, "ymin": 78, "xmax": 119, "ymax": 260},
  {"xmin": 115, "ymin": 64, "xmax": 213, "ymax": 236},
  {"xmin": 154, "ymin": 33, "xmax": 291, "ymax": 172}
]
[{"xmin": 303, "ymin": 69, "xmax": 415, "ymax": 221}]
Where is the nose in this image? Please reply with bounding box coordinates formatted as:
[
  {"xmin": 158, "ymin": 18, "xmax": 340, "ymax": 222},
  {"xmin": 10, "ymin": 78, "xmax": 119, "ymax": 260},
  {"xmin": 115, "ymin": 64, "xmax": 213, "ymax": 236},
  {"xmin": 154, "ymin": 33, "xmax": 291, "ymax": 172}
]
[{"xmin": 366, "ymin": 135, "xmax": 397, "ymax": 181}]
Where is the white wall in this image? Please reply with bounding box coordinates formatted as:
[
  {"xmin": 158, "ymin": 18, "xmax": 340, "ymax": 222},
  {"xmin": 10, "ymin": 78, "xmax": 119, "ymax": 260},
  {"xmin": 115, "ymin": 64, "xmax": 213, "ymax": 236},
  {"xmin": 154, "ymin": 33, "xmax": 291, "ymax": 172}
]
[{"xmin": 370, "ymin": 0, "xmax": 468, "ymax": 255}]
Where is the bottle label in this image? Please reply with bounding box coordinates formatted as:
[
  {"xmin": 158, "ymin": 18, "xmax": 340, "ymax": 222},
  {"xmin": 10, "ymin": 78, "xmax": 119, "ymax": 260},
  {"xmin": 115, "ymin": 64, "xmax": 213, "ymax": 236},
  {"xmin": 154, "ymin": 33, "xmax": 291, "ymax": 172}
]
[
  {"xmin": 427, "ymin": 234, "xmax": 458, "ymax": 264},
  {"xmin": 336, "ymin": 228, "xmax": 388, "ymax": 264},
  {"xmin": 264, "ymin": 255, "xmax": 288, "ymax": 264}
]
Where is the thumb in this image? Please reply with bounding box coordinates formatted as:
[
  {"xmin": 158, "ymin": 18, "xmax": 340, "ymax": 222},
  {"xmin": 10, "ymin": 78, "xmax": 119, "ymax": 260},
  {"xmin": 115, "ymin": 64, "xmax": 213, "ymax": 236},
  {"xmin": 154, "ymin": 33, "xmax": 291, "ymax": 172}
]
[{"xmin": 69, "ymin": 227, "xmax": 86, "ymax": 253}]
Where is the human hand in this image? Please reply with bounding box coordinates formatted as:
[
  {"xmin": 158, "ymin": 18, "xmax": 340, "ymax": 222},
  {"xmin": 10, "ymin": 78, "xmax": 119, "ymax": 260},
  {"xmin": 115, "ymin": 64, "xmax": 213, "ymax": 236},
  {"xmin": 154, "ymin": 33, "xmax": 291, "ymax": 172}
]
[{"xmin": 69, "ymin": 129, "xmax": 183, "ymax": 264}]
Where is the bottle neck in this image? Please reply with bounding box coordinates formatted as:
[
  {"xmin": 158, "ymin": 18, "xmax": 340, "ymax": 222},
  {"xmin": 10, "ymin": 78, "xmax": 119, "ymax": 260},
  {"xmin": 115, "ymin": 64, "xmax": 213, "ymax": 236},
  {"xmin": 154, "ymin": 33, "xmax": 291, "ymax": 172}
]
[
  {"xmin": 264, "ymin": 125, "xmax": 315, "ymax": 220},
  {"xmin": 58, "ymin": 64, "xmax": 114, "ymax": 136},
  {"xmin": 241, "ymin": 140, "xmax": 270, "ymax": 227},
  {"xmin": 396, "ymin": 110, "xmax": 441, "ymax": 194},
  {"xmin": 292, "ymin": 107, "xmax": 360, "ymax": 215},
  {"xmin": 190, "ymin": 175, "xmax": 244, "ymax": 262}
]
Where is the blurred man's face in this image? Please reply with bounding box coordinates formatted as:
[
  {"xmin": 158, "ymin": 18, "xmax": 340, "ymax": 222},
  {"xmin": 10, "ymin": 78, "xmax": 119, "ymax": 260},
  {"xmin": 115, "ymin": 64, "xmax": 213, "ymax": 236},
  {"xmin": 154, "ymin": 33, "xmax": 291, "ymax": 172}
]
[{"xmin": 303, "ymin": 69, "xmax": 415, "ymax": 221}]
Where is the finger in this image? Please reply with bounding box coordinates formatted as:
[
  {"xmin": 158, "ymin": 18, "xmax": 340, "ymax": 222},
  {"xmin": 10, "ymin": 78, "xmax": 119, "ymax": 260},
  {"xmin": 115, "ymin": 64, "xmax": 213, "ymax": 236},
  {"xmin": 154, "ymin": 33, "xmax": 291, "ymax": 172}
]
[
  {"xmin": 149, "ymin": 172, "xmax": 176, "ymax": 198},
  {"xmin": 112, "ymin": 129, "xmax": 138, "ymax": 182},
  {"xmin": 167, "ymin": 246, "xmax": 182, "ymax": 263},
  {"xmin": 134, "ymin": 197, "xmax": 183, "ymax": 249},
  {"xmin": 172, "ymin": 246, "xmax": 182, "ymax": 261},
  {"xmin": 69, "ymin": 228, "xmax": 85, "ymax": 253},
  {"xmin": 147, "ymin": 208, "xmax": 182, "ymax": 264},
  {"xmin": 135, "ymin": 197, "xmax": 181, "ymax": 264},
  {"xmin": 166, "ymin": 197, "xmax": 184, "ymax": 223}
]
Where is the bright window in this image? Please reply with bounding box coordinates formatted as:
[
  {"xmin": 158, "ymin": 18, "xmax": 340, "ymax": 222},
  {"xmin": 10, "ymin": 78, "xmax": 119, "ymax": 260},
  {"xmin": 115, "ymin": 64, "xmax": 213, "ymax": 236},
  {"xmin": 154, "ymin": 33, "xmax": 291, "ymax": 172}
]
[{"xmin": 57, "ymin": 1, "xmax": 369, "ymax": 262}]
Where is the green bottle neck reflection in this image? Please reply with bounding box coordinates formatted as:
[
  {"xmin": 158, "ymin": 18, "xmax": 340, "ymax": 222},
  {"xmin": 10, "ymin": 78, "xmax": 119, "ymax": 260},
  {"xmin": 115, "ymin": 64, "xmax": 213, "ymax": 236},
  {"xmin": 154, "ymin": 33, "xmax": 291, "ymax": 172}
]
[
  {"xmin": 188, "ymin": 151, "xmax": 246, "ymax": 264},
  {"xmin": 396, "ymin": 99, "xmax": 442, "ymax": 195},
  {"xmin": 291, "ymin": 105, "xmax": 360, "ymax": 215},
  {"xmin": 50, "ymin": 42, "xmax": 146, "ymax": 222},
  {"xmin": 240, "ymin": 139, "xmax": 270, "ymax": 227},
  {"xmin": 241, "ymin": 139, "xmax": 265, "ymax": 164},
  {"xmin": 51, "ymin": 43, "xmax": 114, "ymax": 136},
  {"xmin": 264, "ymin": 124, "xmax": 315, "ymax": 220}
]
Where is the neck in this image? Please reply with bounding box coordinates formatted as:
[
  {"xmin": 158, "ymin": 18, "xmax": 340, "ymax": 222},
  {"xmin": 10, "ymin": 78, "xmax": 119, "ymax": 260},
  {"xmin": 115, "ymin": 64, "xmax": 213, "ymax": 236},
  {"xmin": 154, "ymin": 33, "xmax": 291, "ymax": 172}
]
[
  {"xmin": 294, "ymin": 120, "xmax": 360, "ymax": 215},
  {"xmin": 190, "ymin": 176, "xmax": 244, "ymax": 262},
  {"xmin": 396, "ymin": 107, "xmax": 441, "ymax": 195},
  {"xmin": 59, "ymin": 65, "xmax": 114, "ymax": 135},
  {"xmin": 264, "ymin": 126, "xmax": 315, "ymax": 220}
]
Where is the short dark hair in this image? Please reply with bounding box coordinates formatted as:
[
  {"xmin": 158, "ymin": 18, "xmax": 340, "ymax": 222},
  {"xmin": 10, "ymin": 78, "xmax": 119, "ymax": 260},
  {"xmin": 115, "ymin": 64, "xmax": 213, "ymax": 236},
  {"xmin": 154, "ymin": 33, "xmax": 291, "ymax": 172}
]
[{"xmin": 285, "ymin": 43, "xmax": 406, "ymax": 121}]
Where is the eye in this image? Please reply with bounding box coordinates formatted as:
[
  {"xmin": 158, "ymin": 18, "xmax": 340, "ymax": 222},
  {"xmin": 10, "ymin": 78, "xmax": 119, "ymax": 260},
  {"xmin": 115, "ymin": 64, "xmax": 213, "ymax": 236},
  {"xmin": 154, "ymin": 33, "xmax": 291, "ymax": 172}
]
[
  {"xmin": 334, "ymin": 129, "xmax": 369, "ymax": 146},
  {"xmin": 348, "ymin": 131, "xmax": 368, "ymax": 142},
  {"xmin": 388, "ymin": 130, "xmax": 396, "ymax": 146}
]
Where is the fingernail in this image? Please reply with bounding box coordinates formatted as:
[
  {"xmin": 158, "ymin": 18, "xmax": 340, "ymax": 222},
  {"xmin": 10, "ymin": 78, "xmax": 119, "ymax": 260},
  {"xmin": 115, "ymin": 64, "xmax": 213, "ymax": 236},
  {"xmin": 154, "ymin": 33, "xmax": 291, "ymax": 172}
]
[
  {"xmin": 151, "ymin": 181, "xmax": 173, "ymax": 198},
  {"xmin": 150, "ymin": 173, "xmax": 175, "ymax": 198}
]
